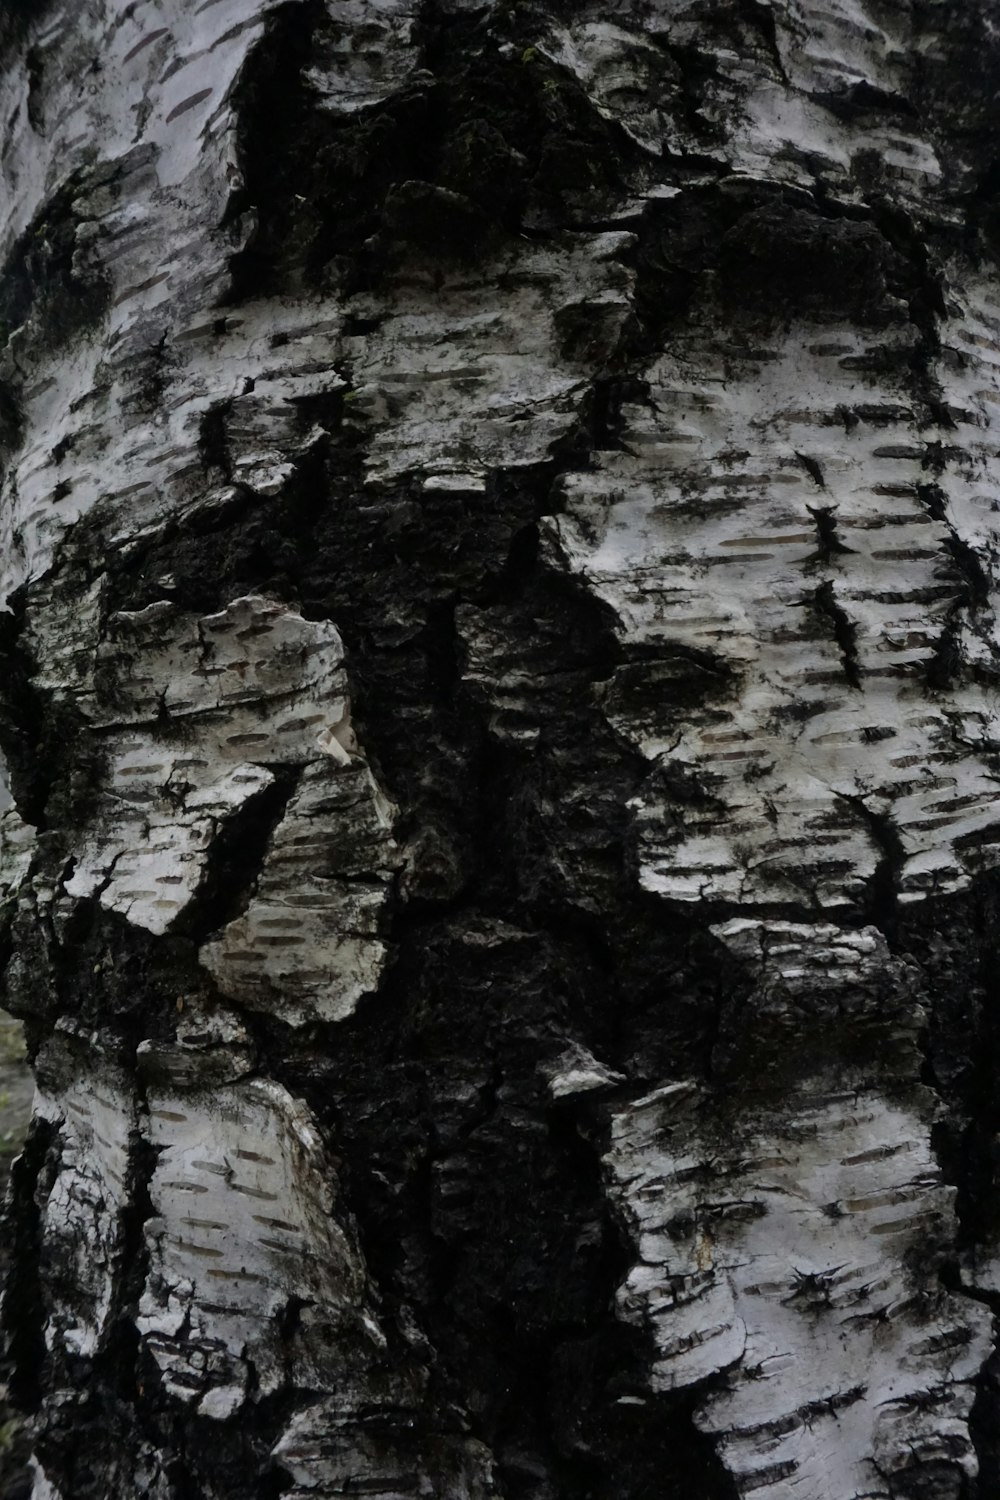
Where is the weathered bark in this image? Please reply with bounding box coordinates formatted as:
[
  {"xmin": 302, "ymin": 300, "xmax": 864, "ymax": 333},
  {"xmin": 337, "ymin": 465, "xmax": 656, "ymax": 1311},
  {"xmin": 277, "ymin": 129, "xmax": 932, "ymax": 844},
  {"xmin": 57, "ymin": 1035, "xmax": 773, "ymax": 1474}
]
[{"xmin": 2, "ymin": 1, "xmax": 1000, "ymax": 1497}]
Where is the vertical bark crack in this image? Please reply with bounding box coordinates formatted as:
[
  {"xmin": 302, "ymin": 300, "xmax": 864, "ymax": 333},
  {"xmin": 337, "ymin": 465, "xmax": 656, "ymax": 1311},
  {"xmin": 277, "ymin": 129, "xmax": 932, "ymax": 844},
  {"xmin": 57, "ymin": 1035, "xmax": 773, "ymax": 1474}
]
[{"xmin": 808, "ymin": 579, "xmax": 862, "ymax": 689}]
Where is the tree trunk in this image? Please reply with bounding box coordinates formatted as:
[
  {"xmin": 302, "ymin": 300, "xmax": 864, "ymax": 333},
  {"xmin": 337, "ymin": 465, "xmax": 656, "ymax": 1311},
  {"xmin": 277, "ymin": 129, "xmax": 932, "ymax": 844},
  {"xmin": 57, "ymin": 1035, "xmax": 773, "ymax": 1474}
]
[{"xmin": 2, "ymin": 1, "xmax": 1000, "ymax": 1496}]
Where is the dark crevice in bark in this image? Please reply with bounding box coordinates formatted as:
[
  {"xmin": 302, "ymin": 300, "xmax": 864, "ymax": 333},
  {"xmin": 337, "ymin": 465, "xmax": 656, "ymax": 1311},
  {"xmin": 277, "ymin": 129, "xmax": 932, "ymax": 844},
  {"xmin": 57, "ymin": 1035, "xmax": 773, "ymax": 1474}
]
[
  {"xmin": 865, "ymin": 203, "xmax": 947, "ymax": 343},
  {"xmin": 125, "ymin": 339, "xmax": 743, "ymax": 1494},
  {"xmin": 813, "ymin": 79, "xmax": 917, "ymax": 122},
  {"xmin": 0, "ymin": 0, "xmax": 57, "ymax": 53},
  {"xmin": 24, "ymin": 45, "xmax": 43, "ymax": 132},
  {"xmin": 964, "ymin": 156, "xmax": 1000, "ymax": 259},
  {"xmin": 292, "ymin": 553, "xmax": 735, "ymax": 1500},
  {"xmin": 0, "ymin": 171, "xmax": 110, "ymax": 353},
  {"xmin": 945, "ymin": 535, "xmax": 991, "ymax": 609},
  {"xmin": 633, "ymin": 180, "xmax": 929, "ymax": 352},
  {"xmin": 222, "ymin": 0, "xmax": 328, "ymax": 293},
  {"xmin": 225, "ymin": 0, "xmax": 649, "ymax": 303},
  {"xmin": 796, "ymin": 451, "xmax": 826, "ymax": 489},
  {"xmin": 917, "ymin": 482, "xmax": 992, "ymax": 691},
  {"xmin": 0, "ymin": 596, "xmax": 102, "ymax": 842},
  {"xmin": 805, "ymin": 503, "xmax": 853, "ymax": 567},
  {"xmin": 24, "ymin": 332, "xmax": 742, "ymax": 1491},
  {"xmin": 30, "ymin": 905, "xmax": 215, "ymax": 1049},
  {"xmin": 0, "ymin": 377, "xmax": 25, "ymax": 467},
  {"xmin": 584, "ymin": 377, "xmax": 641, "ymax": 453},
  {"xmin": 836, "ymin": 793, "xmax": 904, "ymax": 941},
  {"xmin": 652, "ymin": 41, "xmax": 724, "ymax": 144},
  {"xmin": 2, "ymin": 1113, "xmax": 55, "ymax": 1411},
  {"xmin": 917, "ymin": 881, "xmax": 1000, "ymax": 1259},
  {"xmin": 808, "ymin": 579, "xmax": 862, "ymax": 690},
  {"xmin": 970, "ymin": 1353, "xmax": 1000, "ymax": 1500},
  {"xmin": 197, "ymin": 400, "xmax": 234, "ymax": 483},
  {"xmin": 734, "ymin": 0, "xmax": 790, "ymax": 85},
  {"xmin": 276, "ymin": 950, "xmax": 738, "ymax": 1500},
  {"xmin": 895, "ymin": 876, "xmax": 1000, "ymax": 1492},
  {"xmin": 0, "ymin": 589, "xmax": 45, "ymax": 823},
  {"xmin": 173, "ymin": 766, "xmax": 300, "ymax": 943}
]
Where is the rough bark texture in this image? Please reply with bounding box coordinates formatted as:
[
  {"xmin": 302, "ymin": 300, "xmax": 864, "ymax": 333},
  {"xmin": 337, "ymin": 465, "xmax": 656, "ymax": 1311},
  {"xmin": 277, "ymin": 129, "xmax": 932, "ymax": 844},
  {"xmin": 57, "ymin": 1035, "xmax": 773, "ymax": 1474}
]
[{"xmin": 3, "ymin": 1, "xmax": 1000, "ymax": 1497}]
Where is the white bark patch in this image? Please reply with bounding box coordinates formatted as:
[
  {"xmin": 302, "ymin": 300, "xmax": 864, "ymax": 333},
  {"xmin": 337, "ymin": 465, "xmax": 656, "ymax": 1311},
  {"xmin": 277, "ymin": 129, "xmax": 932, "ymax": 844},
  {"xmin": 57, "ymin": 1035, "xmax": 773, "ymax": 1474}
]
[
  {"xmin": 549, "ymin": 312, "xmax": 1000, "ymax": 908},
  {"xmin": 138, "ymin": 1072, "xmax": 378, "ymax": 1416},
  {"xmin": 606, "ymin": 921, "xmax": 992, "ymax": 1499},
  {"xmin": 540, "ymin": 24, "xmax": 688, "ymax": 156},
  {"xmin": 545, "ymin": 0, "xmax": 941, "ymax": 202},
  {"xmin": 609, "ymin": 1083, "xmax": 990, "ymax": 1498},
  {"xmin": 273, "ymin": 1404, "xmax": 498, "ymax": 1500},
  {"xmin": 0, "ymin": 769, "xmax": 36, "ymax": 902},
  {"xmin": 543, "ymin": 1043, "xmax": 625, "ymax": 1101},
  {"xmin": 28, "ymin": 1459, "xmax": 62, "ymax": 1500},
  {"xmin": 348, "ymin": 234, "xmax": 634, "ymax": 487},
  {"xmin": 33, "ymin": 1033, "xmax": 135, "ymax": 1360},
  {"xmin": 306, "ymin": 0, "xmax": 418, "ymax": 115},
  {"xmin": 57, "ymin": 595, "xmax": 383, "ymax": 938},
  {"xmin": 93, "ymin": 593, "xmax": 348, "ymax": 736},
  {"xmin": 0, "ymin": 1, "xmax": 299, "ymax": 603},
  {"xmin": 64, "ymin": 755, "xmax": 276, "ymax": 936}
]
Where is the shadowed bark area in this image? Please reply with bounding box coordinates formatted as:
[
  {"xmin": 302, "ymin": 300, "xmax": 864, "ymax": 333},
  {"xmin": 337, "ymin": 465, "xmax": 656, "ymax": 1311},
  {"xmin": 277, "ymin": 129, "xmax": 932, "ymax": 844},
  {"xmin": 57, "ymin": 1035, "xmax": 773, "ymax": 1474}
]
[{"xmin": 2, "ymin": 3, "xmax": 1000, "ymax": 1499}]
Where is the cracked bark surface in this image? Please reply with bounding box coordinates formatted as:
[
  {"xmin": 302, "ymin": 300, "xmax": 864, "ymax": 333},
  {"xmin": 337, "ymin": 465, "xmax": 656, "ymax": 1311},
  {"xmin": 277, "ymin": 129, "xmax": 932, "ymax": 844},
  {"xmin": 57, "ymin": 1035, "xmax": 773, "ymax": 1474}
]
[{"xmin": 3, "ymin": 2, "xmax": 1000, "ymax": 1497}]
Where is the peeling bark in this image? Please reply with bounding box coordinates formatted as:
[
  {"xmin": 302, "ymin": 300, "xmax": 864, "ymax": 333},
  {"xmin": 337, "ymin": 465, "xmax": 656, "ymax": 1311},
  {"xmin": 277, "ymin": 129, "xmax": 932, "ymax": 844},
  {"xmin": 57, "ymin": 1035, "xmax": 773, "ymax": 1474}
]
[{"xmin": 3, "ymin": 2, "xmax": 1000, "ymax": 1498}]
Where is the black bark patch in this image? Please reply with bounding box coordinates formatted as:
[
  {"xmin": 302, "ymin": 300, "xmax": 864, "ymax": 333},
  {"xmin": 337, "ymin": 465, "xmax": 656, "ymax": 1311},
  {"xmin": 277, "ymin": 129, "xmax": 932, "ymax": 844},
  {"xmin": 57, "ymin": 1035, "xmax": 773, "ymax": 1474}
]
[
  {"xmin": 0, "ymin": 0, "xmax": 57, "ymax": 53},
  {"xmin": 174, "ymin": 766, "xmax": 300, "ymax": 942},
  {"xmin": 806, "ymin": 504, "xmax": 854, "ymax": 567},
  {"xmin": 808, "ymin": 579, "xmax": 862, "ymax": 689},
  {"xmin": 0, "ymin": 174, "xmax": 110, "ymax": 352},
  {"xmin": 0, "ymin": 587, "xmax": 104, "ymax": 836},
  {"xmin": 198, "ymin": 400, "xmax": 234, "ymax": 482},
  {"xmin": 2, "ymin": 1113, "xmax": 56, "ymax": 1411},
  {"xmin": 836, "ymin": 794, "xmax": 904, "ymax": 940},
  {"xmin": 717, "ymin": 205, "xmax": 908, "ymax": 326},
  {"xmin": 813, "ymin": 79, "xmax": 917, "ymax": 121},
  {"xmin": 8, "ymin": 903, "xmax": 214, "ymax": 1048},
  {"xmin": 225, "ymin": 0, "xmax": 644, "ymax": 299},
  {"xmin": 796, "ymin": 452, "xmax": 826, "ymax": 489},
  {"xmin": 924, "ymin": 532, "xmax": 992, "ymax": 691}
]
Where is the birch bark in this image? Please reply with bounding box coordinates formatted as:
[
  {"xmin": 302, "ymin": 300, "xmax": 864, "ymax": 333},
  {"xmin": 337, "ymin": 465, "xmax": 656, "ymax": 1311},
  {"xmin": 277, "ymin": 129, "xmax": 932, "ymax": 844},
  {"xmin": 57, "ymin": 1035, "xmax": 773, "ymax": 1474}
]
[{"xmin": 2, "ymin": 3, "xmax": 1000, "ymax": 1498}]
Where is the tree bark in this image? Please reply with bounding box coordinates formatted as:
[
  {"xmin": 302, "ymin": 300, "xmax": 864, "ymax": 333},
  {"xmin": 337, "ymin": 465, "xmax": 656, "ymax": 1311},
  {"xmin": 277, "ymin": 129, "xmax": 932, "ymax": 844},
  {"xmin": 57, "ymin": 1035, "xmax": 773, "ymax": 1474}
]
[{"xmin": 2, "ymin": 2, "xmax": 1000, "ymax": 1497}]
